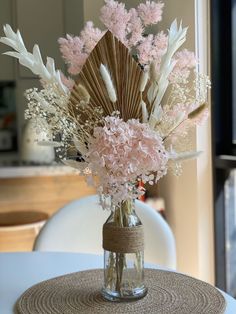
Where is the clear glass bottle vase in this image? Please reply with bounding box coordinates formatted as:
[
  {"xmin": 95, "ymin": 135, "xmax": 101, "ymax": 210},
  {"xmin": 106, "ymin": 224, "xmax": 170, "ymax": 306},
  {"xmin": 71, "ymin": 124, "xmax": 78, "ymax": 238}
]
[{"xmin": 102, "ymin": 198, "xmax": 147, "ymax": 301}]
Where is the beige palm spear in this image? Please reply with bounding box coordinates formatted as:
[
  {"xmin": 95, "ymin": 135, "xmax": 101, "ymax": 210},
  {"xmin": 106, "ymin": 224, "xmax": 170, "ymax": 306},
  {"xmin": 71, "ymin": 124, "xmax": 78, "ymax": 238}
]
[{"xmin": 69, "ymin": 30, "xmax": 144, "ymax": 122}]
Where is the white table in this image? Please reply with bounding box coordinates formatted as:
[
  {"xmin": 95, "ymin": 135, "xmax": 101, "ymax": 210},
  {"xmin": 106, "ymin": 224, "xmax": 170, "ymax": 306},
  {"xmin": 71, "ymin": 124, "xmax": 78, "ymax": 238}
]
[{"xmin": 0, "ymin": 252, "xmax": 235, "ymax": 314}]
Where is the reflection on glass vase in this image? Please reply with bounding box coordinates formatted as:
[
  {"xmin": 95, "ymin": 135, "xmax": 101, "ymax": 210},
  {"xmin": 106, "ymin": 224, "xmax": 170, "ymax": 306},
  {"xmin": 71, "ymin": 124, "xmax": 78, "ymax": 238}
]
[{"xmin": 102, "ymin": 198, "xmax": 148, "ymax": 301}]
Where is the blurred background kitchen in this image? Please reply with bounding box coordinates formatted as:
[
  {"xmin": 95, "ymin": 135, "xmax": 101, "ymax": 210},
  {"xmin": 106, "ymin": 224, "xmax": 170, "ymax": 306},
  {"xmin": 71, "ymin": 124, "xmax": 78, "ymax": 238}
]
[{"xmin": 0, "ymin": 0, "xmax": 235, "ymax": 299}]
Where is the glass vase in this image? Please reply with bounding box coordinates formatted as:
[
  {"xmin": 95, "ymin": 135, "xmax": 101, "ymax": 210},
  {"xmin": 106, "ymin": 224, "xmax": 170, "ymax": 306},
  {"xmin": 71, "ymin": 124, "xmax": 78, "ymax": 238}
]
[{"xmin": 101, "ymin": 198, "xmax": 148, "ymax": 301}]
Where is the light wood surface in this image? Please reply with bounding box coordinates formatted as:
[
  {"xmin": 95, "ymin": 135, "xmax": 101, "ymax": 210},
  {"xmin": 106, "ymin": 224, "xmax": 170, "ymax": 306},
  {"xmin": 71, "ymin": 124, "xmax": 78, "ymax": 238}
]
[
  {"xmin": 0, "ymin": 174, "xmax": 95, "ymax": 252},
  {"xmin": 0, "ymin": 228, "xmax": 40, "ymax": 252}
]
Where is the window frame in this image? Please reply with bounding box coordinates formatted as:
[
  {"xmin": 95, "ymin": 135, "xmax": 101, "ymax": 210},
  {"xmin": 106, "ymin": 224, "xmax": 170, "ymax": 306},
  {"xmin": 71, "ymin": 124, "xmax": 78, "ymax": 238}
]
[{"xmin": 211, "ymin": 0, "xmax": 236, "ymax": 293}]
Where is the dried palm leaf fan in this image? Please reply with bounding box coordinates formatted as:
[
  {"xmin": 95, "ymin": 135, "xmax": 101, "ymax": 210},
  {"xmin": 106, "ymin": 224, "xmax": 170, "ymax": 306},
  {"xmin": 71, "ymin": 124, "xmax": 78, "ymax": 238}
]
[{"xmin": 69, "ymin": 30, "xmax": 144, "ymax": 122}]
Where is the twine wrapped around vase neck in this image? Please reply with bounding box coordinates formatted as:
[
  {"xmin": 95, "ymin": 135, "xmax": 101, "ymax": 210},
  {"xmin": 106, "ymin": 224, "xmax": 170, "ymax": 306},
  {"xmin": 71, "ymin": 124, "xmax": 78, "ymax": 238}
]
[
  {"xmin": 103, "ymin": 198, "xmax": 144, "ymax": 253},
  {"xmin": 103, "ymin": 222, "xmax": 144, "ymax": 253}
]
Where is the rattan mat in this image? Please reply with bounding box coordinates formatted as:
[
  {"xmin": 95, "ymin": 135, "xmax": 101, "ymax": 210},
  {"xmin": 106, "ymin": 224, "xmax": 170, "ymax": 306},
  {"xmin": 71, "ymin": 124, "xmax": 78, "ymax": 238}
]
[{"xmin": 16, "ymin": 269, "xmax": 226, "ymax": 314}]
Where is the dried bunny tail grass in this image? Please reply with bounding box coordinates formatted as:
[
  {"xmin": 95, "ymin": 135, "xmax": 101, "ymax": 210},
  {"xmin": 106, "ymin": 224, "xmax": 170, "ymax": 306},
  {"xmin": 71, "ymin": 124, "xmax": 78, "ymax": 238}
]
[
  {"xmin": 188, "ymin": 103, "xmax": 207, "ymax": 119},
  {"xmin": 73, "ymin": 84, "xmax": 90, "ymax": 104},
  {"xmin": 100, "ymin": 64, "xmax": 117, "ymax": 103},
  {"xmin": 141, "ymin": 100, "xmax": 149, "ymax": 123},
  {"xmin": 139, "ymin": 71, "xmax": 149, "ymax": 92}
]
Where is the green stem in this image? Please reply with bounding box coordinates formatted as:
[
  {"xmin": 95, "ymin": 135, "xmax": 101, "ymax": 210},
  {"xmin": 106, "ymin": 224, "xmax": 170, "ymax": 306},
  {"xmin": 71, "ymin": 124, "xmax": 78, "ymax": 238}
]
[
  {"xmin": 113, "ymin": 199, "xmax": 133, "ymax": 294},
  {"xmin": 115, "ymin": 253, "xmax": 121, "ymax": 292}
]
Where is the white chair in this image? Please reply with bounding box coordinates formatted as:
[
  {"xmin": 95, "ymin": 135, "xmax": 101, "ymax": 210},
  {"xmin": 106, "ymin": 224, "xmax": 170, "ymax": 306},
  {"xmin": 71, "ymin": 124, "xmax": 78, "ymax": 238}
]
[{"xmin": 34, "ymin": 195, "xmax": 176, "ymax": 269}]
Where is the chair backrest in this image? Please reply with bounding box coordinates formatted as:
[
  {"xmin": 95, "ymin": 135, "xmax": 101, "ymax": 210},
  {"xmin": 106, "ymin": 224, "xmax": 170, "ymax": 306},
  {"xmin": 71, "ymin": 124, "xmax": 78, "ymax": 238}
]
[
  {"xmin": 0, "ymin": 211, "xmax": 48, "ymax": 252},
  {"xmin": 34, "ymin": 195, "xmax": 176, "ymax": 269}
]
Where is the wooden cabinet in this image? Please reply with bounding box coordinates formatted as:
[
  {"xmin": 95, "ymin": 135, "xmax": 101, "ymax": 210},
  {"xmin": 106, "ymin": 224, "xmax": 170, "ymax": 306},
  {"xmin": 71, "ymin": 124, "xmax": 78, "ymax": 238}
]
[
  {"xmin": 0, "ymin": 0, "xmax": 84, "ymax": 79},
  {"xmin": 0, "ymin": 174, "xmax": 95, "ymax": 214},
  {"xmin": 15, "ymin": 0, "xmax": 84, "ymax": 79},
  {"xmin": 15, "ymin": 0, "xmax": 65, "ymax": 78},
  {"xmin": 0, "ymin": 0, "xmax": 84, "ymax": 155},
  {"xmin": 0, "ymin": 171, "xmax": 96, "ymax": 251}
]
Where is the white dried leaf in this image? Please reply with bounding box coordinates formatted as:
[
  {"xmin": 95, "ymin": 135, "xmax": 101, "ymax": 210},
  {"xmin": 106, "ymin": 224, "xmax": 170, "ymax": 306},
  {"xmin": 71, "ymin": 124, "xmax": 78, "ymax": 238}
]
[
  {"xmin": 0, "ymin": 24, "xmax": 68, "ymax": 93},
  {"xmin": 73, "ymin": 139, "xmax": 88, "ymax": 155},
  {"xmin": 37, "ymin": 141, "xmax": 63, "ymax": 147},
  {"xmin": 139, "ymin": 71, "xmax": 149, "ymax": 92},
  {"xmin": 147, "ymin": 82, "xmax": 158, "ymax": 104},
  {"xmin": 151, "ymin": 20, "xmax": 187, "ymax": 116},
  {"xmin": 168, "ymin": 149, "xmax": 202, "ymax": 161}
]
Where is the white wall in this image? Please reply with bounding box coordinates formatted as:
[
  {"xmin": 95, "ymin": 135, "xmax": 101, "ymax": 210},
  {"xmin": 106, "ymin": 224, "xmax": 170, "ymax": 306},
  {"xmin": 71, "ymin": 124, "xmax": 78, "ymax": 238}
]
[
  {"xmin": 158, "ymin": 0, "xmax": 214, "ymax": 284},
  {"xmin": 83, "ymin": 0, "xmax": 104, "ymax": 28}
]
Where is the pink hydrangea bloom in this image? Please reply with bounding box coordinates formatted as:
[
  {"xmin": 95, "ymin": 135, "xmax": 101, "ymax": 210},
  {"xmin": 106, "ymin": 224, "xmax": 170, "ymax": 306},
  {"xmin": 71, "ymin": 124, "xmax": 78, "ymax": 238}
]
[
  {"xmin": 58, "ymin": 35, "xmax": 87, "ymax": 75},
  {"xmin": 87, "ymin": 116, "xmax": 168, "ymax": 204},
  {"xmin": 137, "ymin": 1, "xmax": 164, "ymax": 26},
  {"xmin": 170, "ymin": 49, "xmax": 197, "ymax": 82},
  {"xmin": 80, "ymin": 21, "xmax": 105, "ymax": 54},
  {"xmin": 100, "ymin": 0, "xmax": 131, "ymax": 44}
]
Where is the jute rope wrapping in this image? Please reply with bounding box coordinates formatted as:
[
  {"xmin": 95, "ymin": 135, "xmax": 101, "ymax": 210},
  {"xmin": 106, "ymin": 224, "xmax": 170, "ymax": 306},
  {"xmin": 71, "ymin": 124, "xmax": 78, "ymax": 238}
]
[
  {"xmin": 102, "ymin": 222, "xmax": 144, "ymax": 253},
  {"xmin": 16, "ymin": 269, "xmax": 226, "ymax": 314}
]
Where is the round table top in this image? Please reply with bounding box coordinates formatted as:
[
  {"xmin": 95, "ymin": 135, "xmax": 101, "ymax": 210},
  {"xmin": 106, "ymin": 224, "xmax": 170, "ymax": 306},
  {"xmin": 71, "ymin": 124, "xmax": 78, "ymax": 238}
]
[{"xmin": 0, "ymin": 252, "xmax": 235, "ymax": 314}]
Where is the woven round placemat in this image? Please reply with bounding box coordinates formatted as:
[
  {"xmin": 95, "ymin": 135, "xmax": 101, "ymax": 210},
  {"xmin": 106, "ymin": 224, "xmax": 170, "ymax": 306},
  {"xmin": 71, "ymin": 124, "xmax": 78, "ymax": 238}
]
[{"xmin": 16, "ymin": 269, "xmax": 226, "ymax": 314}]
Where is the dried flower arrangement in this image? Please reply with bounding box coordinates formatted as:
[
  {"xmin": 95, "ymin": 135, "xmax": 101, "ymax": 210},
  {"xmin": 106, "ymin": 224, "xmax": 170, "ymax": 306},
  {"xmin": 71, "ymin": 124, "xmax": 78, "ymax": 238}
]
[{"xmin": 0, "ymin": 0, "xmax": 210, "ymax": 207}]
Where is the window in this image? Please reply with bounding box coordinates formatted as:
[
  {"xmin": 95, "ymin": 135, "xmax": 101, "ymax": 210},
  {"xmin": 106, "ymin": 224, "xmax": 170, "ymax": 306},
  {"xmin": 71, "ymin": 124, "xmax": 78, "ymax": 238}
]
[
  {"xmin": 233, "ymin": 2, "xmax": 236, "ymax": 143},
  {"xmin": 211, "ymin": 0, "xmax": 236, "ymax": 296}
]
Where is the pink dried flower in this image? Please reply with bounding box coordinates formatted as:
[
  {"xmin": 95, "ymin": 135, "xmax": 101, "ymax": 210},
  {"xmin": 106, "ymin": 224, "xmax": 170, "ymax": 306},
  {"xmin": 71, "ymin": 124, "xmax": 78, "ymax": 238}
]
[
  {"xmin": 191, "ymin": 107, "xmax": 209, "ymax": 125},
  {"xmin": 136, "ymin": 34, "xmax": 154, "ymax": 64},
  {"xmin": 127, "ymin": 9, "xmax": 143, "ymax": 47},
  {"xmin": 80, "ymin": 21, "xmax": 105, "ymax": 54},
  {"xmin": 187, "ymin": 103, "xmax": 209, "ymax": 126},
  {"xmin": 151, "ymin": 31, "xmax": 168, "ymax": 71},
  {"xmin": 175, "ymin": 49, "xmax": 196, "ymax": 68},
  {"xmin": 100, "ymin": 0, "xmax": 131, "ymax": 44},
  {"xmin": 87, "ymin": 116, "xmax": 168, "ymax": 204},
  {"xmin": 136, "ymin": 31, "xmax": 167, "ymax": 66},
  {"xmin": 58, "ymin": 35, "xmax": 88, "ymax": 75},
  {"xmin": 165, "ymin": 103, "xmax": 209, "ymax": 144},
  {"xmin": 153, "ymin": 31, "xmax": 168, "ymax": 56},
  {"xmin": 170, "ymin": 49, "xmax": 197, "ymax": 83},
  {"xmin": 137, "ymin": 1, "xmax": 164, "ymax": 26},
  {"xmin": 60, "ymin": 72, "xmax": 75, "ymax": 91}
]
